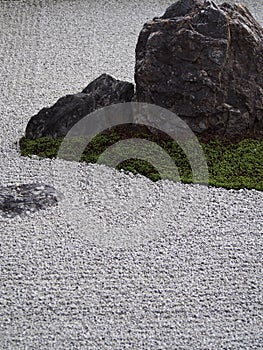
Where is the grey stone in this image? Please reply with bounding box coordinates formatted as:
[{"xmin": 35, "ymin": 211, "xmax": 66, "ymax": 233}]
[
  {"xmin": 135, "ymin": 0, "xmax": 263, "ymax": 139},
  {"xmin": 25, "ymin": 74, "xmax": 134, "ymax": 139},
  {"xmin": 0, "ymin": 183, "xmax": 63, "ymax": 218}
]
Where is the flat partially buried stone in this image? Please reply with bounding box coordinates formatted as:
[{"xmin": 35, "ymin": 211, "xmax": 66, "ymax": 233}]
[{"xmin": 0, "ymin": 183, "xmax": 63, "ymax": 218}]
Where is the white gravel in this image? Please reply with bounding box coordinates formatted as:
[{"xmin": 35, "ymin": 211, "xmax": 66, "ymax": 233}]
[{"xmin": 0, "ymin": 0, "xmax": 262, "ymax": 349}]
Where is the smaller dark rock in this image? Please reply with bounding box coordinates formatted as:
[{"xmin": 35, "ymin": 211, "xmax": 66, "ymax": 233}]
[
  {"xmin": 0, "ymin": 183, "xmax": 63, "ymax": 218},
  {"xmin": 25, "ymin": 74, "xmax": 134, "ymax": 139},
  {"xmin": 82, "ymin": 73, "xmax": 134, "ymax": 104}
]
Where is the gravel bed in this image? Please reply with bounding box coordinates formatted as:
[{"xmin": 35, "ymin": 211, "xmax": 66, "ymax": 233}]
[{"xmin": 0, "ymin": 0, "xmax": 262, "ymax": 348}]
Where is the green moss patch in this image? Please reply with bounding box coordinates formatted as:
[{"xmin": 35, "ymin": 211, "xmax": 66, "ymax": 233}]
[{"xmin": 19, "ymin": 126, "xmax": 263, "ymax": 191}]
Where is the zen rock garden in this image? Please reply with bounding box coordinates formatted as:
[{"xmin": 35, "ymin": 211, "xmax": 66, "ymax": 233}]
[{"xmin": 2, "ymin": 0, "xmax": 263, "ymax": 217}]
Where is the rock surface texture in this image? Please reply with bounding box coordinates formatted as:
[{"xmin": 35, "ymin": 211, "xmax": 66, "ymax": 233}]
[
  {"xmin": 135, "ymin": 0, "xmax": 263, "ymax": 139},
  {"xmin": 0, "ymin": 183, "xmax": 62, "ymax": 218},
  {"xmin": 25, "ymin": 74, "xmax": 134, "ymax": 139}
]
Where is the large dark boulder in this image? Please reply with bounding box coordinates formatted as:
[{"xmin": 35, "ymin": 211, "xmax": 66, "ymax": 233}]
[
  {"xmin": 25, "ymin": 74, "xmax": 134, "ymax": 139},
  {"xmin": 135, "ymin": 0, "xmax": 263, "ymax": 139}
]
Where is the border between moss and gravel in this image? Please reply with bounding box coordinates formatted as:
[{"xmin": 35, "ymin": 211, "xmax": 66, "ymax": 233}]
[{"xmin": 18, "ymin": 126, "xmax": 263, "ymax": 192}]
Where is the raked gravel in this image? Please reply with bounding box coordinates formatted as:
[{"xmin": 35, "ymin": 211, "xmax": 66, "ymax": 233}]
[{"xmin": 0, "ymin": 0, "xmax": 262, "ymax": 349}]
